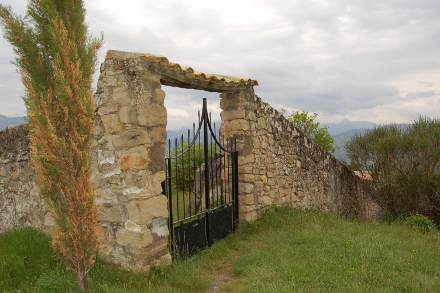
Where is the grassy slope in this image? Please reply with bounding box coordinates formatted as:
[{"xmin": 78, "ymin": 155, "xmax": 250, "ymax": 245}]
[{"xmin": 1, "ymin": 207, "xmax": 439, "ymax": 292}]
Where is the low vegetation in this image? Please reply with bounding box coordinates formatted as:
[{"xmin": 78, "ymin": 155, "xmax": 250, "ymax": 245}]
[
  {"xmin": 345, "ymin": 116, "xmax": 440, "ymax": 224},
  {"xmin": 1, "ymin": 206, "xmax": 439, "ymax": 292}
]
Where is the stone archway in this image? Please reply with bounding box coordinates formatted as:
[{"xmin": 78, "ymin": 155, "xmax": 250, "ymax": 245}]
[{"xmin": 91, "ymin": 50, "xmax": 257, "ymax": 270}]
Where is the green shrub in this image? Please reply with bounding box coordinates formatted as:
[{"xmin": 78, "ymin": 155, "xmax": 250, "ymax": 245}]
[
  {"xmin": 345, "ymin": 116, "xmax": 440, "ymax": 224},
  {"xmin": 402, "ymin": 213, "xmax": 438, "ymax": 233},
  {"xmin": 167, "ymin": 141, "xmax": 216, "ymax": 192}
]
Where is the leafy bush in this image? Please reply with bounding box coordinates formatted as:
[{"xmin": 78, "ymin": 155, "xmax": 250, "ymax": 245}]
[
  {"xmin": 167, "ymin": 141, "xmax": 216, "ymax": 192},
  {"xmin": 345, "ymin": 116, "xmax": 440, "ymax": 224},
  {"xmin": 285, "ymin": 110, "xmax": 336, "ymax": 153},
  {"xmin": 402, "ymin": 213, "xmax": 438, "ymax": 233}
]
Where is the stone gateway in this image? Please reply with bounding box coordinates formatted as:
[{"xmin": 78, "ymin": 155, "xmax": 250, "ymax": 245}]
[{"xmin": 0, "ymin": 50, "xmax": 380, "ymax": 270}]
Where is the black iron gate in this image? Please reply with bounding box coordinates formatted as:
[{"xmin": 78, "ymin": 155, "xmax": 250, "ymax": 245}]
[{"xmin": 165, "ymin": 98, "xmax": 239, "ymax": 258}]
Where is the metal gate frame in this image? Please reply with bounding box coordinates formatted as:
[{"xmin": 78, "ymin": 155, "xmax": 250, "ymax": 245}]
[{"xmin": 165, "ymin": 98, "xmax": 239, "ymax": 258}]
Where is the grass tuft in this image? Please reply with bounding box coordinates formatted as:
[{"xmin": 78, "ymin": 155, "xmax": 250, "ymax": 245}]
[{"xmin": 1, "ymin": 207, "xmax": 439, "ymax": 292}]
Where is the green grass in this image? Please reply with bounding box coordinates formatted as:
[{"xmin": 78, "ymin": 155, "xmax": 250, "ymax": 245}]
[{"xmin": 1, "ymin": 207, "xmax": 439, "ymax": 292}]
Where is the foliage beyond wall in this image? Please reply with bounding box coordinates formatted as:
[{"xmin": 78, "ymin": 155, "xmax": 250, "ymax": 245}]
[{"xmin": 345, "ymin": 117, "xmax": 440, "ymax": 224}]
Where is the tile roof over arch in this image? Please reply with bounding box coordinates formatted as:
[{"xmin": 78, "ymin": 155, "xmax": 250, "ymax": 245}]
[{"xmin": 106, "ymin": 50, "xmax": 258, "ymax": 92}]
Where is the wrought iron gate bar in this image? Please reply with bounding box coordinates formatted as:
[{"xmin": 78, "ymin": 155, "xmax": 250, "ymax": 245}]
[{"xmin": 165, "ymin": 98, "xmax": 239, "ymax": 258}]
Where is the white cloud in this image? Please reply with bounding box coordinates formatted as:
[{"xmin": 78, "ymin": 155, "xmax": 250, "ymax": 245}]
[{"xmin": 0, "ymin": 0, "xmax": 439, "ymax": 127}]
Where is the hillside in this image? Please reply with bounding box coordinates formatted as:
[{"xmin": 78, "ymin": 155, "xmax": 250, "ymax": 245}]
[
  {"xmin": 0, "ymin": 115, "xmax": 26, "ymax": 130},
  {"xmin": 332, "ymin": 128, "xmax": 371, "ymax": 160}
]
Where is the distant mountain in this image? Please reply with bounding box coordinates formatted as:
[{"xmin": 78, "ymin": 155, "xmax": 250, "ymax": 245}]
[
  {"xmin": 332, "ymin": 128, "xmax": 371, "ymax": 161},
  {"xmin": 0, "ymin": 115, "xmax": 26, "ymax": 130},
  {"xmin": 331, "ymin": 123, "xmax": 411, "ymax": 160},
  {"xmin": 323, "ymin": 119, "xmax": 376, "ymax": 136}
]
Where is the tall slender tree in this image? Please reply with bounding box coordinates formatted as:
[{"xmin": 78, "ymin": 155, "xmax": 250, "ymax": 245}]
[{"xmin": 0, "ymin": 1, "xmax": 103, "ymax": 291}]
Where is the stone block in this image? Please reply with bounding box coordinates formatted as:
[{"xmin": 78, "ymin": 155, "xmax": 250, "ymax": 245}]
[
  {"xmin": 98, "ymin": 104, "xmax": 120, "ymax": 115},
  {"xmin": 125, "ymin": 169, "xmax": 151, "ymax": 188},
  {"xmin": 126, "ymin": 195, "xmax": 168, "ymax": 225},
  {"xmin": 104, "ymin": 75, "xmax": 118, "ymax": 87},
  {"xmin": 98, "ymin": 205, "xmax": 122, "ymax": 222},
  {"xmin": 267, "ymin": 171, "xmax": 275, "ymax": 178},
  {"xmin": 137, "ymin": 104, "xmax": 167, "ymax": 127},
  {"xmin": 97, "ymin": 224, "xmax": 115, "ymax": 256},
  {"xmin": 243, "ymin": 193, "xmax": 255, "ymax": 205},
  {"xmin": 112, "ymin": 129, "xmax": 151, "ymax": 148},
  {"xmin": 120, "ymin": 146, "xmax": 151, "ymax": 170},
  {"xmin": 43, "ymin": 212, "xmax": 54, "ymax": 227},
  {"xmin": 101, "ymin": 113, "xmax": 125, "ymax": 134},
  {"xmin": 154, "ymin": 88, "xmax": 166, "ymax": 103},
  {"xmin": 152, "ymin": 171, "xmax": 166, "ymax": 195},
  {"xmin": 260, "ymin": 196, "xmax": 273, "ymax": 206},
  {"xmin": 153, "ymin": 253, "xmax": 172, "ymax": 267},
  {"xmin": 151, "ymin": 217, "xmax": 168, "ymax": 237},
  {"xmin": 242, "ymin": 210, "xmax": 258, "ymax": 223},
  {"xmin": 220, "ymin": 110, "xmax": 246, "ymax": 121},
  {"xmin": 10, "ymin": 167, "xmax": 19, "ymax": 180},
  {"xmin": 220, "ymin": 122, "xmax": 233, "ymax": 133},
  {"xmin": 0, "ymin": 166, "xmax": 9, "ymax": 177},
  {"xmin": 140, "ymin": 71, "xmax": 161, "ymax": 84},
  {"xmin": 143, "ymin": 241, "xmax": 169, "ymax": 260},
  {"xmin": 220, "ymin": 96, "xmax": 244, "ymax": 110},
  {"xmin": 238, "ymin": 154, "xmax": 255, "ymax": 165},
  {"xmin": 115, "ymin": 227, "xmax": 153, "ymax": 248},
  {"xmin": 119, "ymin": 106, "xmax": 139, "ymax": 124},
  {"xmin": 122, "ymin": 186, "xmax": 151, "ymax": 198},
  {"xmin": 257, "ymin": 117, "xmax": 266, "ymax": 128},
  {"xmin": 98, "ymin": 223, "xmax": 115, "ymax": 245},
  {"xmin": 112, "ymin": 87, "xmax": 132, "ymax": 105},
  {"xmin": 151, "ymin": 127, "xmax": 166, "ymax": 143},
  {"xmin": 238, "ymin": 165, "xmax": 253, "ymax": 174},
  {"xmin": 242, "ymin": 174, "xmax": 255, "ymax": 183},
  {"xmin": 97, "ymin": 150, "xmax": 116, "ymax": 166},
  {"xmin": 240, "ymin": 183, "xmax": 254, "ymax": 194},
  {"xmin": 230, "ymin": 119, "xmax": 250, "ymax": 131}
]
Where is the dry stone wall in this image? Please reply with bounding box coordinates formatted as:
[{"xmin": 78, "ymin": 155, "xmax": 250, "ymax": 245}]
[
  {"xmin": 0, "ymin": 125, "xmax": 52, "ymax": 232},
  {"xmin": 91, "ymin": 51, "xmax": 170, "ymax": 269},
  {"xmin": 0, "ymin": 49, "xmax": 380, "ymax": 271},
  {"xmin": 220, "ymin": 88, "xmax": 381, "ymax": 222}
]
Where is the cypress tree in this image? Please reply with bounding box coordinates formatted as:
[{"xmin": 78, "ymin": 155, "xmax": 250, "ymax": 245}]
[{"xmin": 0, "ymin": 1, "xmax": 103, "ymax": 291}]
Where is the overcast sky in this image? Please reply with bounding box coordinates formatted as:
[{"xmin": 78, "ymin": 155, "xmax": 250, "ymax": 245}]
[{"xmin": 1, "ymin": 0, "xmax": 439, "ymax": 130}]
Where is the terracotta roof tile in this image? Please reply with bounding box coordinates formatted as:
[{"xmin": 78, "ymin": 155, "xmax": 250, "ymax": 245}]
[
  {"xmin": 133, "ymin": 52, "xmax": 258, "ymax": 87},
  {"xmin": 354, "ymin": 171, "xmax": 372, "ymax": 180}
]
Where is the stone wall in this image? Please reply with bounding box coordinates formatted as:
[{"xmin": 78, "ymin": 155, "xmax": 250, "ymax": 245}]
[
  {"xmin": 91, "ymin": 51, "xmax": 170, "ymax": 269},
  {"xmin": 0, "ymin": 125, "xmax": 52, "ymax": 232},
  {"xmin": 220, "ymin": 88, "xmax": 381, "ymax": 222},
  {"xmin": 0, "ymin": 50, "xmax": 380, "ymax": 271}
]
